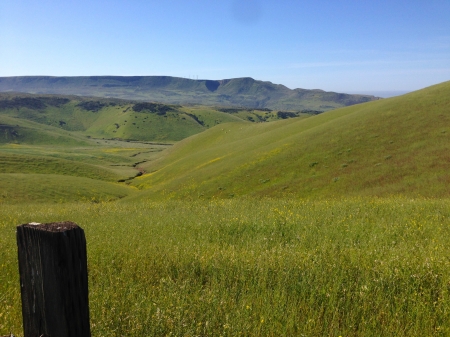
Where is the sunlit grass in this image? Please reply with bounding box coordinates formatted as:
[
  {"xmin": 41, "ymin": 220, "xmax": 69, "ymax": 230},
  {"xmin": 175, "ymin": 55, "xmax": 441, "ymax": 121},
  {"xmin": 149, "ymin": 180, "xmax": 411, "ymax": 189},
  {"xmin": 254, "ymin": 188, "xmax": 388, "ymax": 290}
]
[
  {"xmin": 1, "ymin": 198, "xmax": 450, "ymax": 336},
  {"xmin": 132, "ymin": 81, "xmax": 450, "ymax": 200}
]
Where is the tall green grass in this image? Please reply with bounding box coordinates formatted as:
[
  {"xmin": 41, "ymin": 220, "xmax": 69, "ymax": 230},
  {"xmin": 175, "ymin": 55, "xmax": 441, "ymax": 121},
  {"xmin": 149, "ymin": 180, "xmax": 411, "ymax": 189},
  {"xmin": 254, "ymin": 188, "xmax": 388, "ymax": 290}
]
[{"xmin": 1, "ymin": 198, "xmax": 449, "ymax": 336}]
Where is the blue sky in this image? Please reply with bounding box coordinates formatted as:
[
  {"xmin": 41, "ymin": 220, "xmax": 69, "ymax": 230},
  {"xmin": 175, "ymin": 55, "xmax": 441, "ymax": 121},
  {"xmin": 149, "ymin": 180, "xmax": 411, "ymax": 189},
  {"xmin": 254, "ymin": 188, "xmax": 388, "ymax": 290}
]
[{"xmin": 0, "ymin": 0, "xmax": 449, "ymax": 95}]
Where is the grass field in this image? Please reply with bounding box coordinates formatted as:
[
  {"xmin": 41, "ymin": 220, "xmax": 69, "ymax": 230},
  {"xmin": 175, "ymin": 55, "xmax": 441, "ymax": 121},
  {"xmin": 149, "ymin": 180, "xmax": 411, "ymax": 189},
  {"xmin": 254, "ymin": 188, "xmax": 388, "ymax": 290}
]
[
  {"xmin": 0, "ymin": 82, "xmax": 449, "ymax": 336},
  {"xmin": 1, "ymin": 198, "xmax": 450, "ymax": 336}
]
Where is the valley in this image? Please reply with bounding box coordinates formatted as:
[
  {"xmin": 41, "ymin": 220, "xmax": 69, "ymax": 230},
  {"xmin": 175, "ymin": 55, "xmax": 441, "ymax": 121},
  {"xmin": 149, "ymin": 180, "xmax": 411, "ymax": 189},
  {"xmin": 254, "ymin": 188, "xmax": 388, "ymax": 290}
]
[{"xmin": 0, "ymin": 81, "xmax": 448, "ymax": 203}]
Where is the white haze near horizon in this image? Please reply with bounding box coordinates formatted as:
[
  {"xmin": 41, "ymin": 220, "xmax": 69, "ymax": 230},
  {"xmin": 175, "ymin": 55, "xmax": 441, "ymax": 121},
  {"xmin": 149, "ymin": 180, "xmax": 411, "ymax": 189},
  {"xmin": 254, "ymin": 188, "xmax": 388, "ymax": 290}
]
[{"xmin": 347, "ymin": 90, "xmax": 411, "ymax": 98}]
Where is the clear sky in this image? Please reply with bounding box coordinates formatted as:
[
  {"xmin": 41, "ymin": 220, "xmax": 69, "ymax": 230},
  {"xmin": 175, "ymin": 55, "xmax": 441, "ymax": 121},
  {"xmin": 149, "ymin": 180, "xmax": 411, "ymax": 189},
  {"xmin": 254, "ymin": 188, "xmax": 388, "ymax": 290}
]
[{"xmin": 0, "ymin": 0, "xmax": 449, "ymax": 95}]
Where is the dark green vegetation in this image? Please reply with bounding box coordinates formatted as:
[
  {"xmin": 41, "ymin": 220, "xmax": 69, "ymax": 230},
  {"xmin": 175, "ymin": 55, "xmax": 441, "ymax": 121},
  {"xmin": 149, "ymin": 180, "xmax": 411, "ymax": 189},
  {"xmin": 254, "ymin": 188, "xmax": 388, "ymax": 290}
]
[{"xmin": 0, "ymin": 76, "xmax": 379, "ymax": 111}]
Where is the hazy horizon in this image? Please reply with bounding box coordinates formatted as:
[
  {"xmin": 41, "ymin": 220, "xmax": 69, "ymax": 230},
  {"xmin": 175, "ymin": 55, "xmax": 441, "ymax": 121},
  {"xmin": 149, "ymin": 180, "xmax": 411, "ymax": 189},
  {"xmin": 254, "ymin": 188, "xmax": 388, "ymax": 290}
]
[{"xmin": 0, "ymin": 74, "xmax": 413, "ymax": 98}]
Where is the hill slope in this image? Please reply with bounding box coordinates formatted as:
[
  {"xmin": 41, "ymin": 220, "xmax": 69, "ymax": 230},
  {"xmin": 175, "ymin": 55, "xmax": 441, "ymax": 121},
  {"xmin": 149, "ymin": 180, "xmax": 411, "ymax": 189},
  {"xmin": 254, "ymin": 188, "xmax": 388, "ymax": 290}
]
[
  {"xmin": 0, "ymin": 76, "xmax": 379, "ymax": 111},
  {"xmin": 0, "ymin": 93, "xmax": 203, "ymax": 142},
  {"xmin": 0, "ymin": 138, "xmax": 169, "ymax": 203},
  {"xmin": 129, "ymin": 81, "xmax": 450, "ymax": 200},
  {"xmin": 0, "ymin": 93, "xmax": 313, "ymax": 143}
]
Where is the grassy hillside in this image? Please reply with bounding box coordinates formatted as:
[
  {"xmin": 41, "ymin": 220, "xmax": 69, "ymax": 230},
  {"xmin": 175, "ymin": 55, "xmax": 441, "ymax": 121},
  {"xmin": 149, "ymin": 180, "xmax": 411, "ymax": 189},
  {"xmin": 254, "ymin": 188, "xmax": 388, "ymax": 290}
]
[
  {"xmin": 130, "ymin": 81, "xmax": 450, "ymax": 199},
  {"xmin": 0, "ymin": 94, "xmax": 202, "ymax": 142},
  {"xmin": 0, "ymin": 93, "xmax": 312, "ymax": 143},
  {"xmin": 0, "ymin": 76, "xmax": 379, "ymax": 111},
  {"xmin": 0, "ymin": 81, "xmax": 447, "ymax": 203},
  {"xmin": 0, "ymin": 138, "xmax": 171, "ymax": 203},
  {"xmin": 0, "ymin": 92, "xmax": 314, "ymax": 204},
  {"xmin": 0, "ymin": 112, "xmax": 91, "ymax": 146},
  {"xmin": 0, "ymin": 174, "xmax": 134, "ymax": 203}
]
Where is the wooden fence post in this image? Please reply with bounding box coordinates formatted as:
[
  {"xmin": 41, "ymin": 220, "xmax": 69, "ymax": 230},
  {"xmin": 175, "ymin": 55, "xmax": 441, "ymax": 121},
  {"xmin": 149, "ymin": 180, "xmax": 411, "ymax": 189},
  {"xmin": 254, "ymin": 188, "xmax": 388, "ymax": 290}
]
[{"xmin": 16, "ymin": 221, "xmax": 91, "ymax": 337}]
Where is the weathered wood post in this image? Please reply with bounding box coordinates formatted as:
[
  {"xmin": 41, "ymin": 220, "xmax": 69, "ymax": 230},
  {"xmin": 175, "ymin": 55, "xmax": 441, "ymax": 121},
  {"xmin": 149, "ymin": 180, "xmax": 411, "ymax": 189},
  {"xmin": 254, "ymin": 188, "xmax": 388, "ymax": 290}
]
[{"xmin": 16, "ymin": 221, "xmax": 91, "ymax": 337}]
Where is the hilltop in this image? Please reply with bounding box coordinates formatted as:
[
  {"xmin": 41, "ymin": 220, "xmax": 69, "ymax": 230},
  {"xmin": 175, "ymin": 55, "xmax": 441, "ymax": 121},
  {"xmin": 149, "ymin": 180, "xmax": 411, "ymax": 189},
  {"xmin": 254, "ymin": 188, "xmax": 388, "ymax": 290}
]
[{"xmin": 0, "ymin": 76, "xmax": 379, "ymax": 111}]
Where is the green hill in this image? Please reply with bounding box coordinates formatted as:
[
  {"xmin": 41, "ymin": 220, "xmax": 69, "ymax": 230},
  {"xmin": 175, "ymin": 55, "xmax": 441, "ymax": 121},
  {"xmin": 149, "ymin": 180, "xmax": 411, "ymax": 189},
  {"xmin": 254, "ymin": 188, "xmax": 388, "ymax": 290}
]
[
  {"xmin": 129, "ymin": 81, "xmax": 450, "ymax": 200},
  {"xmin": 0, "ymin": 76, "xmax": 379, "ymax": 111},
  {"xmin": 0, "ymin": 139, "xmax": 162, "ymax": 204},
  {"xmin": 0, "ymin": 112, "xmax": 171, "ymax": 203},
  {"xmin": 1, "ymin": 81, "xmax": 448, "ymax": 203},
  {"xmin": 0, "ymin": 93, "xmax": 195, "ymax": 142},
  {"xmin": 0, "ymin": 91, "xmax": 314, "ymax": 204},
  {"xmin": 0, "ymin": 93, "xmax": 311, "ymax": 143}
]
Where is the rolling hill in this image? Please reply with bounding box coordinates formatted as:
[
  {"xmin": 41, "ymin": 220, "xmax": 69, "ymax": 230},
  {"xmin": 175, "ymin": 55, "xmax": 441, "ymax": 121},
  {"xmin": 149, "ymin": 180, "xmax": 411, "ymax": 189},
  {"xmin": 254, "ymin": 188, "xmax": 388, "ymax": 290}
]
[
  {"xmin": 0, "ymin": 76, "xmax": 379, "ymax": 111},
  {"xmin": 129, "ymin": 80, "xmax": 450, "ymax": 200},
  {"xmin": 0, "ymin": 138, "xmax": 163, "ymax": 203},
  {"xmin": 0, "ymin": 93, "xmax": 198, "ymax": 142},
  {"xmin": 0, "ymin": 93, "xmax": 313, "ymax": 143},
  {"xmin": 0, "ymin": 81, "xmax": 448, "ymax": 203},
  {"xmin": 0, "ymin": 91, "xmax": 313, "ymax": 203},
  {"xmin": 0, "ymin": 91, "xmax": 311, "ymax": 203}
]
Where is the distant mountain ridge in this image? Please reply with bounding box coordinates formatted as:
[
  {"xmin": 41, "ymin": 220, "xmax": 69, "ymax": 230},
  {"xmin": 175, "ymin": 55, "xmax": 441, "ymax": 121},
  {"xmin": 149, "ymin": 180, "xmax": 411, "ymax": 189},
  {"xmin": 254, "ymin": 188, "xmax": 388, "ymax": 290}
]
[{"xmin": 0, "ymin": 76, "xmax": 379, "ymax": 111}]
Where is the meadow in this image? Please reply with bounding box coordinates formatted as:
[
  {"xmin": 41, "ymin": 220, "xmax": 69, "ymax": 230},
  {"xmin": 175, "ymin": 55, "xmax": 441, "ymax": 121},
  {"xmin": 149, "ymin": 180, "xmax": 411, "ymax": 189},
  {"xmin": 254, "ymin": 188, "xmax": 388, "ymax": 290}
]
[
  {"xmin": 1, "ymin": 198, "xmax": 449, "ymax": 336},
  {"xmin": 0, "ymin": 82, "xmax": 449, "ymax": 336}
]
